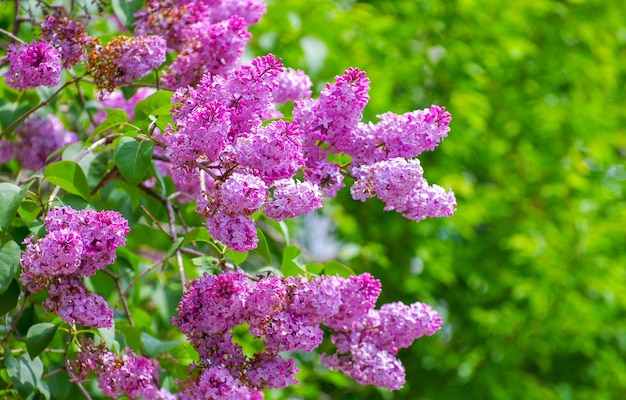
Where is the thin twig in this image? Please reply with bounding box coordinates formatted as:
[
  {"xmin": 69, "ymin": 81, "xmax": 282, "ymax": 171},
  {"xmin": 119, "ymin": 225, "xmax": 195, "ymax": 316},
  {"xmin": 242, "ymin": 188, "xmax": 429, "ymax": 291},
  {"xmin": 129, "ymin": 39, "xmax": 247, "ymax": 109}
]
[
  {"xmin": 0, "ymin": 77, "xmax": 82, "ymax": 139},
  {"xmin": 0, "ymin": 27, "xmax": 25, "ymax": 44},
  {"xmin": 121, "ymin": 257, "xmax": 167, "ymax": 298}
]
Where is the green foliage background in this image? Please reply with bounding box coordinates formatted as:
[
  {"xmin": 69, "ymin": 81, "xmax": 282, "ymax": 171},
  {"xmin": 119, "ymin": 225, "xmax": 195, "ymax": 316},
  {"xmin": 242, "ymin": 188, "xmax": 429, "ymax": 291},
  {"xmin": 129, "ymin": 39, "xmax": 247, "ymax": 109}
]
[{"xmin": 248, "ymin": 1, "xmax": 626, "ymax": 399}]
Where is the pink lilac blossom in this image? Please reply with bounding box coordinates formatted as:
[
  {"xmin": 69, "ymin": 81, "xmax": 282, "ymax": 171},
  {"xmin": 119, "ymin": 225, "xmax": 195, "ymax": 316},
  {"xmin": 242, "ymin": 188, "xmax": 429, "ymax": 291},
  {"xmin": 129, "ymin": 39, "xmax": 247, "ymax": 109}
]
[
  {"xmin": 350, "ymin": 105, "xmax": 452, "ymax": 164},
  {"xmin": 206, "ymin": 211, "xmax": 259, "ymax": 252},
  {"xmin": 0, "ymin": 114, "xmax": 77, "ymax": 170},
  {"xmin": 234, "ymin": 121, "xmax": 304, "ymax": 183},
  {"xmin": 217, "ymin": 172, "xmax": 269, "ymax": 215},
  {"xmin": 4, "ymin": 41, "xmax": 62, "ymax": 90},
  {"xmin": 44, "ymin": 276, "xmax": 114, "ymax": 328},
  {"xmin": 19, "ymin": 207, "xmax": 129, "ymax": 327},
  {"xmin": 263, "ymin": 179, "xmax": 323, "ymax": 221},
  {"xmin": 350, "ymin": 157, "xmax": 456, "ymax": 222},
  {"xmin": 162, "ymin": 16, "xmax": 251, "ymax": 88},
  {"xmin": 174, "ymin": 270, "xmax": 440, "ymax": 393},
  {"xmin": 272, "ymin": 68, "xmax": 313, "ymax": 103},
  {"xmin": 41, "ymin": 10, "xmax": 92, "ymax": 68},
  {"xmin": 69, "ymin": 341, "xmax": 172, "ymax": 399}
]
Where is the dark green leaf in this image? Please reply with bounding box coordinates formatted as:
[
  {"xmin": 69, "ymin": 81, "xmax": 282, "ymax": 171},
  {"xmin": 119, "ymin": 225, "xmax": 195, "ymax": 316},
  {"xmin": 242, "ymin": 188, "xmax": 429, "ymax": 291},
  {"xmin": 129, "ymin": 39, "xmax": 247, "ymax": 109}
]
[
  {"xmin": 0, "ymin": 241, "xmax": 20, "ymax": 294},
  {"xmin": 0, "ymin": 182, "xmax": 28, "ymax": 231},
  {"xmin": 141, "ymin": 332, "xmax": 184, "ymax": 357},
  {"xmin": 26, "ymin": 323, "xmax": 59, "ymax": 359},
  {"xmin": 113, "ymin": 137, "xmax": 154, "ymax": 186},
  {"xmin": 253, "ymin": 228, "xmax": 272, "ymax": 264},
  {"xmin": 112, "ymin": 0, "xmax": 144, "ymax": 31},
  {"xmin": 44, "ymin": 161, "xmax": 91, "ymax": 200},
  {"xmin": 0, "ymin": 279, "xmax": 20, "ymax": 315}
]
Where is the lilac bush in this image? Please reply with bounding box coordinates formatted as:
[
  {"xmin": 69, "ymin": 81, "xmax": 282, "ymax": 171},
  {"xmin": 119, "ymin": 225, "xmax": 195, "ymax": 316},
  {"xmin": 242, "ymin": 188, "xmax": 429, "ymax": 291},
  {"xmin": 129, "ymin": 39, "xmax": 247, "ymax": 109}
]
[{"xmin": 0, "ymin": 1, "xmax": 455, "ymax": 398}]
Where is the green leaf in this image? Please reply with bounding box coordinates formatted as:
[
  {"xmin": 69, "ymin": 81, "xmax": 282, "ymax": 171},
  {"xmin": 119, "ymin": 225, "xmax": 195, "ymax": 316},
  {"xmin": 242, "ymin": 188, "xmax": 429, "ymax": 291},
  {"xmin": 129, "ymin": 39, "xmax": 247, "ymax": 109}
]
[
  {"xmin": 87, "ymin": 109, "xmax": 129, "ymax": 141},
  {"xmin": 134, "ymin": 91, "xmax": 174, "ymax": 120},
  {"xmin": 26, "ymin": 323, "xmax": 59, "ymax": 359},
  {"xmin": 0, "ymin": 182, "xmax": 28, "ymax": 231},
  {"xmin": 4, "ymin": 349, "xmax": 44, "ymax": 399},
  {"xmin": 181, "ymin": 227, "xmax": 213, "ymax": 246},
  {"xmin": 253, "ymin": 228, "xmax": 272, "ymax": 264},
  {"xmin": 227, "ymin": 249, "xmax": 248, "ymax": 265},
  {"xmin": 306, "ymin": 262, "xmax": 325, "ymax": 275},
  {"xmin": 112, "ymin": 0, "xmax": 144, "ymax": 31},
  {"xmin": 324, "ymin": 260, "xmax": 355, "ymax": 278},
  {"xmin": 0, "ymin": 279, "xmax": 20, "ymax": 315},
  {"xmin": 140, "ymin": 332, "xmax": 184, "ymax": 357},
  {"xmin": 166, "ymin": 237, "xmax": 185, "ymax": 259},
  {"xmin": 113, "ymin": 137, "xmax": 154, "ymax": 186},
  {"xmin": 281, "ymin": 244, "xmax": 305, "ymax": 276},
  {"xmin": 44, "ymin": 161, "xmax": 91, "ymax": 200},
  {"xmin": 96, "ymin": 320, "xmax": 116, "ymax": 350},
  {"xmin": 0, "ymin": 241, "xmax": 21, "ymax": 294},
  {"xmin": 0, "ymin": 101, "xmax": 30, "ymax": 130}
]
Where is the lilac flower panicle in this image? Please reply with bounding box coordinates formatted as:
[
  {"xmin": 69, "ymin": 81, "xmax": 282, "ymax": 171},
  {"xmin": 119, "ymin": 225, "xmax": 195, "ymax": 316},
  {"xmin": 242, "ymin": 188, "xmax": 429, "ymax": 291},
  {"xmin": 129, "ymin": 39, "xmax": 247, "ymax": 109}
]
[
  {"xmin": 41, "ymin": 11, "xmax": 92, "ymax": 68},
  {"xmin": 217, "ymin": 172, "xmax": 269, "ymax": 215},
  {"xmin": 4, "ymin": 41, "xmax": 62, "ymax": 90},
  {"xmin": 44, "ymin": 276, "xmax": 114, "ymax": 328},
  {"xmin": 5, "ymin": 114, "xmax": 78, "ymax": 170},
  {"xmin": 263, "ymin": 179, "xmax": 323, "ymax": 221},
  {"xmin": 19, "ymin": 207, "xmax": 129, "ymax": 327},
  {"xmin": 351, "ymin": 158, "xmax": 456, "ymax": 221},
  {"xmin": 206, "ymin": 212, "xmax": 259, "ymax": 252}
]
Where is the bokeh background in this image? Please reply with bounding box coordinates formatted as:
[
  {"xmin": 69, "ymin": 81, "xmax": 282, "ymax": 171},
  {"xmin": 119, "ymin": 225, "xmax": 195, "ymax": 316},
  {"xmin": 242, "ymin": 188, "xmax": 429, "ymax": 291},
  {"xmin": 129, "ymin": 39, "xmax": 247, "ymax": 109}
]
[{"xmin": 248, "ymin": 1, "xmax": 626, "ymax": 399}]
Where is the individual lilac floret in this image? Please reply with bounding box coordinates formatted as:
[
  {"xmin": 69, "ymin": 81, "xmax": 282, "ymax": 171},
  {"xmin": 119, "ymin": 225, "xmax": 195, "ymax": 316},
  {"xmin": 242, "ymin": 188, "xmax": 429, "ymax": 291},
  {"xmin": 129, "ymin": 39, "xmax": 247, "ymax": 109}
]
[
  {"xmin": 350, "ymin": 105, "xmax": 452, "ymax": 164},
  {"xmin": 4, "ymin": 41, "xmax": 61, "ymax": 90},
  {"xmin": 206, "ymin": 212, "xmax": 259, "ymax": 252},
  {"xmin": 351, "ymin": 158, "xmax": 456, "ymax": 221},
  {"xmin": 44, "ymin": 276, "xmax": 114, "ymax": 328},
  {"xmin": 218, "ymin": 172, "xmax": 269, "ymax": 216},
  {"xmin": 263, "ymin": 179, "xmax": 323, "ymax": 221},
  {"xmin": 272, "ymin": 68, "xmax": 313, "ymax": 103},
  {"xmin": 3, "ymin": 114, "xmax": 77, "ymax": 170},
  {"xmin": 41, "ymin": 10, "xmax": 92, "ymax": 68},
  {"xmin": 235, "ymin": 121, "xmax": 305, "ymax": 184}
]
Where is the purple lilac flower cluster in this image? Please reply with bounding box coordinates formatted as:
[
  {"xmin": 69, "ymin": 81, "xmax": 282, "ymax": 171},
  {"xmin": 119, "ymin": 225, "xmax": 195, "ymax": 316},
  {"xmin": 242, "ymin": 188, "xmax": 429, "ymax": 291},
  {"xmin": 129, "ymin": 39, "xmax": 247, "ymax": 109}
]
[
  {"xmin": 0, "ymin": 114, "xmax": 77, "ymax": 170},
  {"xmin": 173, "ymin": 270, "xmax": 441, "ymax": 396},
  {"xmin": 86, "ymin": 35, "xmax": 166, "ymax": 93},
  {"xmin": 41, "ymin": 8, "xmax": 92, "ymax": 69},
  {"xmin": 3, "ymin": 41, "xmax": 62, "ymax": 90},
  {"xmin": 164, "ymin": 54, "xmax": 454, "ymax": 251},
  {"xmin": 20, "ymin": 206, "xmax": 130, "ymax": 328},
  {"xmin": 134, "ymin": 0, "xmax": 266, "ymax": 88},
  {"xmin": 69, "ymin": 340, "xmax": 175, "ymax": 399},
  {"xmin": 163, "ymin": 54, "xmax": 319, "ymax": 251}
]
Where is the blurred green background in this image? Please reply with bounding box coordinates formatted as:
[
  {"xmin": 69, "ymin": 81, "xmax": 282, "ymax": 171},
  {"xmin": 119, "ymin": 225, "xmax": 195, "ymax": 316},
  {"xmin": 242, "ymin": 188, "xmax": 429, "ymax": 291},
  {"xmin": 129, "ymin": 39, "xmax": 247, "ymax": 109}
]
[{"xmin": 249, "ymin": 0, "xmax": 626, "ymax": 399}]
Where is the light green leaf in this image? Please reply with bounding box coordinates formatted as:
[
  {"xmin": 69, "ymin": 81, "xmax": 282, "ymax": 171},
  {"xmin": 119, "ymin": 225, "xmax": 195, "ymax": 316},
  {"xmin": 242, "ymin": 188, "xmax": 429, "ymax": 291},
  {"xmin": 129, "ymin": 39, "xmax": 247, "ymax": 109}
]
[
  {"xmin": 44, "ymin": 161, "xmax": 90, "ymax": 200},
  {"xmin": 141, "ymin": 332, "xmax": 184, "ymax": 357},
  {"xmin": 281, "ymin": 244, "xmax": 304, "ymax": 276},
  {"xmin": 5, "ymin": 349, "xmax": 45, "ymax": 399},
  {"xmin": 113, "ymin": 137, "xmax": 154, "ymax": 186},
  {"xmin": 0, "ymin": 182, "xmax": 28, "ymax": 231},
  {"xmin": 87, "ymin": 109, "xmax": 129, "ymax": 141},
  {"xmin": 26, "ymin": 323, "xmax": 59, "ymax": 359},
  {"xmin": 227, "ymin": 249, "xmax": 248, "ymax": 265},
  {"xmin": 324, "ymin": 260, "xmax": 355, "ymax": 278},
  {"xmin": 0, "ymin": 240, "xmax": 21, "ymax": 294}
]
